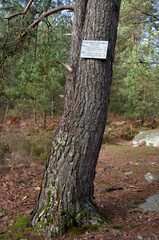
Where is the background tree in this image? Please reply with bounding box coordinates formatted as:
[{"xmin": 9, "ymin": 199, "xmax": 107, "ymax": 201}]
[
  {"xmin": 109, "ymin": 0, "xmax": 159, "ymax": 124},
  {"xmin": 0, "ymin": 0, "xmax": 72, "ymax": 126}
]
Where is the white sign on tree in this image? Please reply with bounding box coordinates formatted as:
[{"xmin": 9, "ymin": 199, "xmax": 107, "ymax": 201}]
[{"xmin": 80, "ymin": 40, "xmax": 108, "ymax": 59}]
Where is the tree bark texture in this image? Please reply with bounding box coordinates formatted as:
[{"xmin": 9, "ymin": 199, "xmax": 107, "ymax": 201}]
[{"xmin": 32, "ymin": 0, "xmax": 121, "ymax": 238}]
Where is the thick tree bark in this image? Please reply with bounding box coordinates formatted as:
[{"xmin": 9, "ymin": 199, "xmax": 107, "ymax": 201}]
[{"xmin": 32, "ymin": 0, "xmax": 121, "ymax": 238}]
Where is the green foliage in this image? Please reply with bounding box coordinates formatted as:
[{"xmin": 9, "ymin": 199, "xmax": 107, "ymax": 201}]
[
  {"xmin": 1, "ymin": 0, "xmax": 158, "ymax": 123},
  {"xmin": 0, "ymin": 2, "xmax": 72, "ymax": 123},
  {"xmin": 109, "ymin": 0, "xmax": 159, "ymax": 122}
]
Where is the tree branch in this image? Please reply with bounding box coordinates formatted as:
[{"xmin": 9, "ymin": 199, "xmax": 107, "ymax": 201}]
[
  {"xmin": 115, "ymin": 60, "xmax": 159, "ymax": 65},
  {"xmin": 6, "ymin": 12, "xmax": 24, "ymax": 20},
  {"xmin": 1, "ymin": 4, "xmax": 74, "ymax": 60},
  {"xmin": 24, "ymin": 0, "xmax": 34, "ymax": 14},
  {"xmin": 131, "ymin": 2, "xmax": 159, "ymax": 21},
  {"xmin": 6, "ymin": 0, "xmax": 34, "ymax": 20},
  {"xmin": 29, "ymin": 5, "xmax": 74, "ymax": 28}
]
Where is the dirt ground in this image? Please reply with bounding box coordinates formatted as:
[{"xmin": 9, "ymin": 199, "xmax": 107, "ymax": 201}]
[{"xmin": 0, "ymin": 142, "xmax": 159, "ymax": 240}]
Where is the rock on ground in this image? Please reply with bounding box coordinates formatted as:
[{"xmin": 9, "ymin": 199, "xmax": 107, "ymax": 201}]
[
  {"xmin": 138, "ymin": 195, "xmax": 159, "ymax": 211},
  {"xmin": 133, "ymin": 130, "xmax": 159, "ymax": 147},
  {"xmin": 145, "ymin": 173, "xmax": 159, "ymax": 182}
]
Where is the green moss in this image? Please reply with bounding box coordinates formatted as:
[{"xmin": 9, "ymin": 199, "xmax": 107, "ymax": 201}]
[
  {"xmin": 47, "ymin": 190, "xmax": 53, "ymax": 206},
  {"xmin": 47, "ymin": 213, "xmax": 56, "ymax": 224},
  {"xmin": 77, "ymin": 209, "xmax": 90, "ymax": 222},
  {"xmin": 9, "ymin": 216, "xmax": 30, "ymax": 232},
  {"xmin": 113, "ymin": 225, "xmax": 124, "ymax": 230},
  {"xmin": 66, "ymin": 214, "xmax": 75, "ymax": 228},
  {"xmin": 56, "ymin": 184, "xmax": 60, "ymax": 197},
  {"xmin": 99, "ymin": 216, "xmax": 111, "ymax": 225},
  {"xmin": 70, "ymin": 225, "xmax": 98, "ymax": 235},
  {"xmin": 34, "ymin": 218, "xmax": 46, "ymax": 232},
  {"xmin": 87, "ymin": 225, "xmax": 98, "ymax": 231},
  {"xmin": 0, "ymin": 216, "xmax": 31, "ymax": 240}
]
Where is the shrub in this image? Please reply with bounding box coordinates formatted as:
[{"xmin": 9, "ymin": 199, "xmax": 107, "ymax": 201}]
[
  {"xmin": 1, "ymin": 130, "xmax": 53, "ymax": 165},
  {"xmin": 102, "ymin": 133, "xmax": 116, "ymax": 144},
  {"xmin": 29, "ymin": 131, "xmax": 53, "ymax": 164},
  {"xmin": 0, "ymin": 138, "xmax": 10, "ymax": 160},
  {"xmin": 120, "ymin": 126, "xmax": 137, "ymax": 140}
]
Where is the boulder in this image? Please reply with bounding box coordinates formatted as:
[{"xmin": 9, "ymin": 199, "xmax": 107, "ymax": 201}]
[
  {"xmin": 133, "ymin": 130, "xmax": 159, "ymax": 147},
  {"xmin": 145, "ymin": 173, "xmax": 159, "ymax": 182},
  {"xmin": 138, "ymin": 195, "xmax": 159, "ymax": 211}
]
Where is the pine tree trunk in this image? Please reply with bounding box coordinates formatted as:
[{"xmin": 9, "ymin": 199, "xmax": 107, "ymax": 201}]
[{"xmin": 32, "ymin": 0, "xmax": 121, "ymax": 238}]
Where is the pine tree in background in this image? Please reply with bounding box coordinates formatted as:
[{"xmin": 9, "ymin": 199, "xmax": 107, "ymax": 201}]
[
  {"xmin": 109, "ymin": 0, "xmax": 159, "ymax": 124},
  {"xmin": 1, "ymin": 0, "xmax": 158, "ymax": 125},
  {"xmin": 0, "ymin": 0, "xmax": 73, "ymax": 125}
]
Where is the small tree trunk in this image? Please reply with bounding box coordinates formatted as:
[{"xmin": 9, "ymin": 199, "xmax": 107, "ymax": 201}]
[
  {"xmin": 132, "ymin": 33, "xmax": 137, "ymax": 68},
  {"xmin": 43, "ymin": 109, "xmax": 47, "ymax": 130},
  {"xmin": 33, "ymin": 100, "xmax": 38, "ymax": 129},
  {"xmin": 32, "ymin": 0, "xmax": 121, "ymax": 238},
  {"xmin": 51, "ymin": 95, "xmax": 54, "ymax": 119},
  {"xmin": 2, "ymin": 102, "xmax": 9, "ymax": 128}
]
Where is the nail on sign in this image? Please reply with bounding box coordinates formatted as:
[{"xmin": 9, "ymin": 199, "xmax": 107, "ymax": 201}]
[{"xmin": 80, "ymin": 40, "xmax": 108, "ymax": 59}]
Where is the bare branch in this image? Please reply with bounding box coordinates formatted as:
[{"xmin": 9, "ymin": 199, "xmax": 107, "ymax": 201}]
[
  {"xmin": 6, "ymin": 0, "xmax": 34, "ymax": 21},
  {"xmin": 24, "ymin": 0, "xmax": 34, "ymax": 14},
  {"xmin": 29, "ymin": 5, "xmax": 74, "ymax": 28},
  {"xmin": 57, "ymin": 61, "xmax": 73, "ymax": 73},
  {"xmin": 1, "ymin": 4, "xmax": 74, "ymax": 60},
  {"xmin": 0, "ymin": 7, "xmax": 14, "ymax": 10},
  {"xmin": 6, "ymin": 12, "xmax": 24, "ymax": 20}
]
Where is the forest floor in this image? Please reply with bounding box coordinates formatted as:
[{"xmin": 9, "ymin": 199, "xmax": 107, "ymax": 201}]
[{"xmin": 0, "ymin": 117, "xmax": 159, "ymax": 240}]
